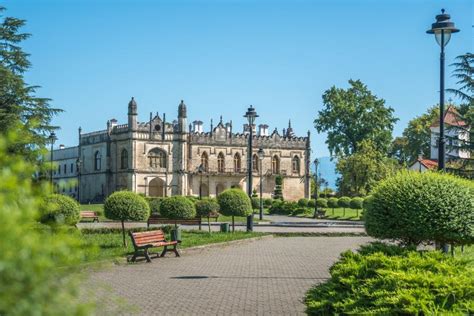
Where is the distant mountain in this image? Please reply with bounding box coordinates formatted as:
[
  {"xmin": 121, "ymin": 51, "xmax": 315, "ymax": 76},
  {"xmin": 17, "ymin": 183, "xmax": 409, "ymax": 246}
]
[{"xmin": 311, "ymin": 156, "xmax": 338, "ymax": 190}]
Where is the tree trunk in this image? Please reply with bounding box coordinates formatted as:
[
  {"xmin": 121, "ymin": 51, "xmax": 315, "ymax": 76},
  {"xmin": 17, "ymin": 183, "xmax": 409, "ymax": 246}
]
[
  {"xmin": 208, "ymin": 216, "xmax": 211, "ymax": 233},
  {"xmin": 232, "ymin": 216, "xmax": 235, "ymax": 233},
  {"xmin": 121, "ymin": 220, "xmax": 126, "ymax": 247}
]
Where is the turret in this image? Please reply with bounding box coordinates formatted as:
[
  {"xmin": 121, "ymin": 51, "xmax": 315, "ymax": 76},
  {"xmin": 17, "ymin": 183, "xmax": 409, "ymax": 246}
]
[
  {"xmin": 286, "ymin": 120, "xmax": 295, "ymax": 137},
  {"xmin": 128, "ymin": 97, "xmax": 137, "ymax": 131},
  {"xmin": 178, "ymin": 100, "xmax": 187, "ymax": 133}
]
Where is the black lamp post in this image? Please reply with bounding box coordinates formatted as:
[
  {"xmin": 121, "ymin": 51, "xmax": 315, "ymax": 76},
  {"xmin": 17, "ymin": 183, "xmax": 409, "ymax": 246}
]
[
  {"xmin": 312, "ymin": 158, "xmax": 319, "ymax": 219},
  {"xmin": 427, "ymin": 9, "xmax": 459, "ymax": 171},
  {"xmin": 198, "ymin": 164, "xmax": 204, "ymax": 199},
  {"xmin": 48, "ymin": 131, "xmax": 57, "ymax": 191},
  {"xmin": 76, "ymin": 157, "xmax": 82, "ymax": 202},
  {"xmin": 258, "ymin": 147, "xmax": 264, "ymax": 220},
  {"xmin": 244, "ymin": 105, "xmax": 258, "ymax": 232}
]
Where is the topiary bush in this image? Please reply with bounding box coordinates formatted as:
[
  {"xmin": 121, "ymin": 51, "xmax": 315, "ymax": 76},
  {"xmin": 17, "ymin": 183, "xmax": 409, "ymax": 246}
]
[
  {"xmin": 305, "ymin": 242, "xmax": 474, "ymax": 315},
  {"xmin": 338, "ymin": 196, "xmax": 351, "ymax": 217},
  {"xmin": 269, "ymin": 201, "xmax": 298, "ymax": 215},
  {"xmin": 147, "ymin": 197, "xmax": 163, "ymax": 214},
  {"xmin": 41, "ymin": 194, "xmax": 81, "ymax": 226},
  {"xmin": 217, "ymin": 188, "xmax": 252, "ymax": 231},
  {"xmin": 185, "ymin": 195, "xmax": 199, "ymax": 204},
  {"xmin": 363, "ymin": 195, "xmax": 373, "ymax": 209},
  {"xmin": 160, "ymin": 196, "xmax": 196, "ymax": 221},
  {"xmin": 365, "ymin": 171, "xmax": 474, "ymax": 246},
  {"xmin": 316, "ymin": 198, "xmax": 328, "ymax": 208},
  {"xmin": 104, "ymin": 191, "xmax": 150, "ymax": 246},
  {"xmin": 264, "ymin": 198, "xmax": 273, "ymax": 207},
  {"xmin": 298, "ymin": 198, "xmax": 309, "ymax": 207},
  {"xmin": 273, "ymin": 175, "xmax": 284, "ymax": 200},
  {"xmin": 327, "ymin": 197, "xmax": 338, "ymax": 215},
  {"xmin": 307, "ymin": 199, "xmax": 316, "ymax": 208},
  {"xmin": 251, "ymin": 197, "xmax": 260, "ymax": 210},
  {"xmin": 350, "ymin": 197, "xmax": 364, "ymax": 218},
  {"xmin": 195, "ymin": 198, "xmax": 220, "ymax": 232}
]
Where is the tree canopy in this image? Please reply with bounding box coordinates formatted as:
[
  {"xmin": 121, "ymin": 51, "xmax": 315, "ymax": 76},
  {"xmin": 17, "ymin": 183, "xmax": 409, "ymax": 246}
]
[{"xmin": 314, "ymin": 79, "xmax": 398, "ymax": 157}]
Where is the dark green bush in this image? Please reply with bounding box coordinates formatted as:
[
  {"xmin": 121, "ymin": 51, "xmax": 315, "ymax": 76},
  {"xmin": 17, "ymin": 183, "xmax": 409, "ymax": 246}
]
[
  {"xmin": 263, "ymin": 198, "xmax": 273, "ymax": 207},
  {"xmin": 306, "ymin": 242, "xmax": 474, "ymax": 315},
  {"xmin": 365, "ymin": 171, "xmax": 474, "ymax": 246},
  {"xmin": 363, "ymin": 195, "xmax": 373, "ymax": 209},
  {"xmin": 307, "ymin": 199, "xmax": 316, "ymax": 208},
  {"xmin": 298, "ymin": 198, "xmax": 309, "ymax": 207},
  {"xmin": 251, "ymin": 197, "xmax": 260, "ymax": 210},
  {"xmin": 160, "ymin": 196, "xmax": 196, "ymax": 220},
  {"xmin": 316, "ymin": 198, "xmax": 328, "ymax": 208},
  {"xmin": 273, "ymin": 175, "xmax": 284, "ymax": 200},
  {"xmin": 195, "ymin": 198, "xmax": 220, "ymax": 217},
  {"xmin": 327, "ymin": 197, "xmax": 338, "ymax": 209},
  {"xmin": 41, "ymin": 194, "xmax": 81, "ymax": 226},
  {"xmin": 185, "ymin": 195, "xmax": 199, "ymax": 204},
  {"xmin": 217, "ymin": 189, "xmax": 252, "ymax": 231},
  {"xmin": 291, "ymin": 207, "xmax": 309, "ymax": 216},
  {"xmin": 338, "ymin": 196, "xmax": 351, "ymax": 208},
  {"xmin": 269, "ymin": 201, "xmax": 298, "ymax": 215},
  {"xmin": 350, "ymin": 197, "xmax": 363, "ymax": 209},
  {"xmin": 147, "ymin": 197, "xmax": 163, "ymax": 214}
]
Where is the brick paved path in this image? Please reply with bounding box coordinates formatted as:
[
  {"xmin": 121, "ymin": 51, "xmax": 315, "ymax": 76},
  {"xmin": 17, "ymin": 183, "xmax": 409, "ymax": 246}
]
[{"xmin": 85, "ymin": 237, "xmax": 370, "ymax": 315}]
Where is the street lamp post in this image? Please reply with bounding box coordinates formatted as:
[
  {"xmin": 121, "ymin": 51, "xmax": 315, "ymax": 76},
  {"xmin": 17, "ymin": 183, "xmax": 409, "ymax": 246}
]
[
  {"xmin": 198, "ymin": 164, "xmax": 204, "ymax": 199},
  {"xmin": 312, "ymin": 158, "xmax": 319, "ymax": 219},
  {"xmin": 427, "ymin": 9, "xmax": 459, "ymax": 171},
  {"xmin": 258, "ymin": 147, "xmax": 264, "ymax": 220},
  {"xmin": 76, "ymin": 157, "xmax": 82, "ymax": 202},
  {"xmin": 48, "ymin": 131, "xmax": 57, "ymax": 192},
  {"xmin": 244, "ymin": 105, "xmax": 259, "ymax": 232}
]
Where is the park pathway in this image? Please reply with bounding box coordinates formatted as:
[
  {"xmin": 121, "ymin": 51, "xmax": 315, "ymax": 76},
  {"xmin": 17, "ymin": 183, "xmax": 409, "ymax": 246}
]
[{"xmin": 85, "ymin": 236, "xmax": 371, "ymax": 315}]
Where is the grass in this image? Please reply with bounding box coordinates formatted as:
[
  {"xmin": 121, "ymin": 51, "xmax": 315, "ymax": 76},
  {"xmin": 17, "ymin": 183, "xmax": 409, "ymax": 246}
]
[
  {"xmin": 296, "ymin": 207, "xmax": 363, "ymax": 221},
  {"xmin": 79, "ymin": 229, "xmax": 267, "ymax": 263},
  {"xmin": 80, "ymin": 204, "xmax": 269, "ymax": 223},
  {"xmin": 456, "ymin": 244, "xmax": 474, "ymax": 266}
]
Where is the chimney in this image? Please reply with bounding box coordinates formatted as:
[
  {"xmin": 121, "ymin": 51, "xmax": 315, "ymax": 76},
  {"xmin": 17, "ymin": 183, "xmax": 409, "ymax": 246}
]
[
  {"xmin": 193, "ymin": 120, "xmax": 204, "ymax": 133},
  {"xmin": 110, "ymin": 118, "xmax": 118, "ymax": 128},
  {"xmin": 243, "ymin": 124, "xmax": 256, "ymax": 134},
  {"xmin": 258, "ymin": 124, "xmax": 269, "ymax": 136}
]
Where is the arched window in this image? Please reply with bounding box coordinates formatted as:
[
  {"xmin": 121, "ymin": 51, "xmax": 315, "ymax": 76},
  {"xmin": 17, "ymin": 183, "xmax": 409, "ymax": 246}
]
[
  {"xmin": 234, "ymin": 153, "xmax": 241, "ymax": 172},
  {"xmin": 121, "ymin": 149, "xmax": 128, "ymax": 169},
  {"xmin": 272, "ymin": 155, "xmax": 280, "ymax": 174},
  {"xmin": 148, "ymin": 148, "xmax": 167, "ymax": 168},
  {"xmin": 94, "ymin": 151, "xmax": 101, "ymax": 171},
  {"xmin": 201, "ymin": 151, "xmax": 209, "ymax": 172},
  {"xmin": 292, "ymin": 155, "xmax": 300, "ymax": 174},
  {"xmin": 218, "ymin": 152, "xmax": 225, "ymax": 173},
  {"xmin": 252, "ymin": 154, "xmax": 259, "ymax": 172}
]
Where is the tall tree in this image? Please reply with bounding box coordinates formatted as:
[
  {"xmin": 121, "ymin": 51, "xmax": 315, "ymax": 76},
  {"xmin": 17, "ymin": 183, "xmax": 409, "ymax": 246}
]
[
  {"xmin": 0, "ymin": 6, "xmax": 61, "ymax": 162},
  {"xmin": 314, "ymin": 79, "xmax": 398, "ymax": 157},
  {"xmin": 336, "ymin": 140, "xmax": 399, "ymax": 196}
]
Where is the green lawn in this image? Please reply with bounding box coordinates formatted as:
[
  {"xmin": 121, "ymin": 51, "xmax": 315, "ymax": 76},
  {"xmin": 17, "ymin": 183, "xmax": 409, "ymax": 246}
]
[
  {"xmin": 79, "ymin": 230, "xmax": 267, "ymax": 263},
  {"xmin": 296, "ymin": 207, "xmax": 362, "ymax": 221},
  {"xmin": 456, "ymin": 245, "xmax": 474, "ymax": 266}
]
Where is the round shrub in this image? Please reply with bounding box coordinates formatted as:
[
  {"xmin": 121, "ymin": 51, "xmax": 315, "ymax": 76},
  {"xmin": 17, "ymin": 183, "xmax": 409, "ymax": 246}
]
[
  {"xmin": 185, "ymin": 195, "xmax": 199, "ymax": 204},
  {"xmin": 327, "ymin": 197, "xmax": 339, "ymax": 209},
  {"xmin": 350, "ymin": 197, "xmax": 364, "ymax": 209},
  {"xmin": 160, "ymin": 196, "xmax": 196, "ymax": 220},
  {"xmin": 316, "ymin": 198, "xmax": 328, "ymax": 208},
  {"xmin": 363, "ymin": 195, "xmax": 373, "ymax": 209},
  {"xmin": 264, "ymin": 198, "xmax": 273, "ymax": 207},
  {"xmin": 298, "ymin": 198, "xmax": 309, "ymax": 207},
  {"xmin": 338, "ymin": 197, "xmax": 351, "ymax": 208},
  {"xmin": 307, "ymin": 199, "xmax": 316, "ymax": 208},
  {"xmin": 195, "ymin": 198, "xmax": 220, "ymax": 217},
  {"xmin": 147, "ymin": 197, "xmax": 163, "ymax": 214},
  {"xmin": 41, "ymin": 194, "xmax": 80, "ymax": 226},
  {"xmin": 291, "ymin": 208, "xmax": 308, "ymax": 216},
  {"xmin": 217, "ymin": 189, "xmax": 252, "ymax": 217},
  {"xmin": 104, "ymin": 191, "xmax": 150, "ymax": 222},
  {"xmin": 251, "ymin": 197, "xmax": 260, "ymax": 210},
  {"xmin": 365, "ymin": 171, "xmax": 474, "ymax": 245}
]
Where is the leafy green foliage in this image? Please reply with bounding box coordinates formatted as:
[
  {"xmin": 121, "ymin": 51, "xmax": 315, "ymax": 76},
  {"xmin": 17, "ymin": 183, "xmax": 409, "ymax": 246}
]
[
  {"xmin": 314, "ymin": 79, "xmax": 398, "ymax": 157},
  {"xmin": 327, "ymin": 197, "xmax": 339, "ymax": 209},
  {"xmin": 365, "ymin": 171, "xmax": 474, "ymax": 245},
  {"xmin": 337, "ymin": 197, "xmax": 351, "ymax": 208},
  {"xmin": 363, "ymin": 195, "xmax": 373, "ymax": 209},
  {"xmin": 217, "ymin": 189, "xmax": 252, "ymax": 217},
  {"xmin": 104, "ymin": 191, "xmax": 150, "ymax": 222},
  {"xmin": 41, "ymin": 194, "xmax": 80, "ymax": 226},
  {"xmin": 195, "ymin": 198, "xmax": 220, "ymax": 217},
  {"xmin": 147, "ymin": 197, "xmax": 163, "ymax": 214},
  {"xmin": 251, "ymin": 197, "xmax": 260, "ymax": 209},
  {"xmin": 316, "ymin": 198, "xmax": 328, "ymax": 208},
  {"xmin": 297, "ymin": 198, "xmax": 309, "ymax": 207},
  {"xmin": 0, "ymin": 132, "xmax": 89, "ymax": 314},
  {"xmin": 307, "ymin": 199, "xmax": 316, "ymax": 208},
  {"xmin": 306, "ymin": 242, "xmax": 474, "ymax": 315},
  {"xmin": 269, "ymin": 200, "xmax": 298, "ymax": 215},
  {"xmin": 349, "ymin": 197, "xmax": 363, "ymax": 209},
  {"xmin": 160, "ymin": 196, "xmax": 196, "ymax": 220},
  {"xmin": 336, "ymin": 139, "xmax": 400, "ymax": 196},
  {"xmin": 273, "ymin": 175, "xmax": 284, "ymax": 200},
  {"xmin": 263, "ymin": 198, "xmax": 273, "ymax": 207}
]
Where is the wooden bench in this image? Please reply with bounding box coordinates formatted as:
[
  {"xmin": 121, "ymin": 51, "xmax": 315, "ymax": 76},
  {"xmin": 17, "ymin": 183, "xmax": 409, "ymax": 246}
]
[
  {"xmin": 129, "ymin": 229, "xmax": 180, "ymax": 263},
  {"xmin": 80, "ymin": 211, "xmax": 99, "ymax": 222},
  {"xmin": 147, "ymin": 214, "xmax": 219, "ymax": 229}
]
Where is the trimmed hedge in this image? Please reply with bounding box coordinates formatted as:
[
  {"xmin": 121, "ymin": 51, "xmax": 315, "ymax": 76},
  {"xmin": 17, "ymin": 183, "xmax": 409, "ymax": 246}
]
[
  {"xmin": 316, "ymin": 198, "xmax": 328, "ymax": 208},
  {"xmin": 217, "ymin": 189, "xmax": 252, "ymax": 217},
  {"xmin": 263, "ymin": 198, "xmax": 273, "ymax": 207},
  {"xmin": 195, "ymin": 198, "xmax": 220, "ymax": 217},
  {"xmin": 41, "ymin": 194, "xmax": 81, "ymax": 226},
  {"xmin": 365, "ymin": 171, "xmax": 474, "ymax": 246},
  {"xmin": 307, "ymin": 199, "xmax": 316, "ymax": 208},
  {"xmin": 251, "ymin": 197, "xmax": 260, "ymax": 210},
  {"xmin": 327, "ymin": 197, "xmax": 339, "ymax": 209},
  {"xmin": 306, "ymin": 242, "xmax": 474, "ymax": 315},
  {"xmin": 338, "ymin": 196, "xmax": 351, "ymax": 208},
  {"xmin": 104, "ymin": 191, "xmax": 150, "ymax": 222},
  {"xmin": 160, "ymin": 196, "xmax": 196, "ymax": 220},
  {"xmin": 298, "ymin": 198, "xmax": 309, "ymax": 207},
  {"xmin": 350, "ymin": 197, "xmax": 363, "ymax": 209},
  {"xmin": 269, "ymin": 201, "xmax": 298, "ymax": 215}
]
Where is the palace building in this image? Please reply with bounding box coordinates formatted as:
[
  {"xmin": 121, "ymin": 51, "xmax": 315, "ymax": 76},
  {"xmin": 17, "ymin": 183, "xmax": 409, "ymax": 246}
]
[{"xmin": 48, "ymin": 98, "xmax": 311, "ymax": 203}]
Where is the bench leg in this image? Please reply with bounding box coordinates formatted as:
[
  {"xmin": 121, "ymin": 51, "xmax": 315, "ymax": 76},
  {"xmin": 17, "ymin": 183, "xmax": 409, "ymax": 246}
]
[
  {"xmin": 144, "ymin": 248, "xmax": 152, "ymax": 263},
  {"xmin": 130, "ymin": 251, "xmax": 138, "ymax": 263},
  {"xmin": 173, "ymin": 244, "xmax": 180, "ymax": 257},
  {"xmin": 160, "ymin": 246, "xmax": 168, "ymax": 257}
]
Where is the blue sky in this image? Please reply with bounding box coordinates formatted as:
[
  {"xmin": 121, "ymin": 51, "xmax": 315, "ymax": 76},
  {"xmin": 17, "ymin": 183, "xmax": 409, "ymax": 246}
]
[{"xmin": 3, "ymin": 0, "xmax": 473, "ymax": 161}]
